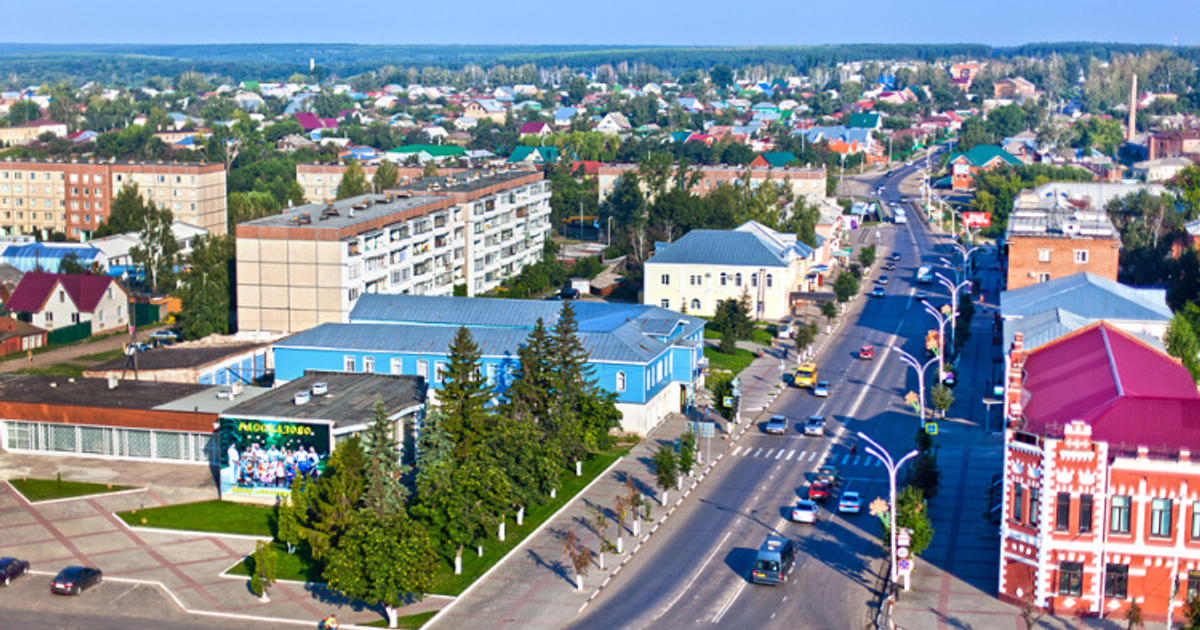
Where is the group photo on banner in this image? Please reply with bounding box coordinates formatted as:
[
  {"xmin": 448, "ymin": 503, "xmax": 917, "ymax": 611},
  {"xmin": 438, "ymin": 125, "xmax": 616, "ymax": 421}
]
[{"xmin": 217, "ymin": 418, "xmax": 332, "ymax": 498}]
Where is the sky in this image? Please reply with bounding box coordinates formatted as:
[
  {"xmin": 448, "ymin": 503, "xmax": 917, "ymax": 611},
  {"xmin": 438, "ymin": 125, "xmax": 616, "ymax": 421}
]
[{"xmin": 11, "ymin": 0, "xmax": 1200, "ymax": 47}]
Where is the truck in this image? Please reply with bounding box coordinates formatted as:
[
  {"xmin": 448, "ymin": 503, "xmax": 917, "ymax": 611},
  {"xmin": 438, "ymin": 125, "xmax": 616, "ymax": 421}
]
[
  {"xmin": 916, "ymin": 266, "xmax": 933, "ymax": 283},
  {"xmin": 893, "ymin": 208, "xmax": 907, "ymax": 224}
]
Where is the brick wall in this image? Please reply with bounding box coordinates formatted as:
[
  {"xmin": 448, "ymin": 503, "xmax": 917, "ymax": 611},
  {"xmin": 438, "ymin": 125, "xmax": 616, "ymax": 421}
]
[{"xmin": 1006, "ymin": 236, "xmax": 1120, "ymax": 290}]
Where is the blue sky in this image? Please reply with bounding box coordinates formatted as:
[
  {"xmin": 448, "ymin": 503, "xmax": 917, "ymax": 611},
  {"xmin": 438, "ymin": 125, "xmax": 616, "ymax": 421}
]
[{"xmin": 13, "ymin": 0, "xmax": 1199, "ymax": 46}]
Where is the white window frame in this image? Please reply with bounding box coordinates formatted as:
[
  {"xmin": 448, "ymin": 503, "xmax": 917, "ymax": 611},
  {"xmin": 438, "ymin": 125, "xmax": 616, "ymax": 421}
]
[
  {"xmin": 1038, "ymin": 249, "xmax": 1051, "ymax": 262},
  {"xmin": 344, "ymin": 356, "xmax": 356, "ymax": 372},
  {"xmin": 1074, "ymin": 250, "xmax": 1088, "ymax": 263}
]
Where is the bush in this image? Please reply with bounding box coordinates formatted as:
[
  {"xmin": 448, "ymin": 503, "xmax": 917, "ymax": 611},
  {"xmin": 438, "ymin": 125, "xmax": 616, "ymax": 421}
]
[
  {"xmin": 858, "ymin": 244, "xmax": 877, "ymax": 268},
  {"xmin": 833, "ymin": 272, "xmax": 859, "ymax": 303}
]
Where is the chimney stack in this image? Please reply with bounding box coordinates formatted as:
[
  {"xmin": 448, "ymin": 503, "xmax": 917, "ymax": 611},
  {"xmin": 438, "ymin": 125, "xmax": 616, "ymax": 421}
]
[{"xmin": 1127, "ymin": 74, "xmax": 1138, "ymax": 142}]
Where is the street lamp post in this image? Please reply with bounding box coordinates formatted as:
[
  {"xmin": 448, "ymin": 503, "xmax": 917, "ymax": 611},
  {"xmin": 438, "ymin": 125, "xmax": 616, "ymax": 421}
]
[
  {"xmin": 922, "ymin": 300, "xmax": 950, "ymax": 381},
  {"xmin": 858, "ymin": 431, "xmax": 919, "ymax": 587},
  {"xmin": 936, "ymin": 272, "xmax": 971, "ymax": 350},
  {"xmin": 892, "ymin": 345, "xmax": 939, "ymax": 423}
]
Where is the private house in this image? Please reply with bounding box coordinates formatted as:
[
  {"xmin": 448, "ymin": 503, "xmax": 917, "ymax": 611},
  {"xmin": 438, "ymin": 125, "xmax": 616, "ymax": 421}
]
[
  {"xmin": 295, "ymin": 112, "xmax": 338, "ymax": 133},
  {"xmin": 597, "ymin": 164, "xmax": 826, "ymax": 203},
  {"xmin": 0, "ymin": 119, "xmax": 67, "ymax": 146},
  {"xmin": 595, "ymin": 112, "xmax": 633, "ymax": 135},
  {"xmin": 519, "ymin": 122, "xmax": 553, "ymax": 139},
  {"xmin": 1131, "ymin": 157, "xmax": 1193, "ymax": 182},
  {"xmin": 5, "ymin": 272, "xmax": 129, "ymax": 335},
  {"xmin": 948, "ymin": 145, "xmax": 1022, "ymax": 190},
  {"xmin": 272, "ymin": 294, "xmax": 707, "ymax": 435},
  {"xmin": 846, "ymin": 113, "xmax": 882, "ymax": 130},
  {"xmin": 1148, "ymin": 130, "xmax": 1200, "ymax": 161},
  {"xmin": 0, "ymin": 317, "xmax": 45, "ymax": 357},
  {"xmin": 750, "ymin": 152, "xmax": 799, "ymax": 168},
  {"xmin": 464, "ymin": 99, "xmax": 507, "ymax": 124},
  {"xmin": 507, "ymin": 146, "xmax": 559, "ymax": 165},
  {"xmin": 1000, "ymin": 323, "xmax": 1200, "ymax": 624},
  {"xmin": 993, "ymin": 77, "xmax": 1039, "ymax": 99},
  {"xmin": 1005, "ymin": 182, "xmax": 1164, "ymax": 290},
  {"xmin": 643, "ymin": 220, "xmax": 815, "ymax": 321}
]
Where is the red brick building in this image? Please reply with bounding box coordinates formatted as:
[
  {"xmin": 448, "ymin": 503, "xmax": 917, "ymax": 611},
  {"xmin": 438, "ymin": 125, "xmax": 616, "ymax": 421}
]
[
  {"xmin": 1005, "ymin": 185, "xmax": 1123, "ymax": 291},
  {"xmin": 1001, "ymin": 323, "xmax": 1200, "ymax": 623},
  {"xmin": 0, "ymin": 316, "xmax": 45, "ymax": 356}
]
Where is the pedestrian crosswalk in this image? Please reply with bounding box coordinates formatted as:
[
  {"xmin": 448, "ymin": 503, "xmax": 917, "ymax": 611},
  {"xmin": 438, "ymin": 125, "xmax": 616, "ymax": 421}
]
[{"xmin": 728, "ymin": 445, "xmax": 884, "ymax": 467}]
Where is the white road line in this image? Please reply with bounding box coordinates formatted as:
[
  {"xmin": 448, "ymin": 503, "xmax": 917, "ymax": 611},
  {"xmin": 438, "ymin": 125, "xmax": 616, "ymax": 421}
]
[
  {"xmin": 764, "ymin": 448, "xmax": 774, "ymax": 458},
  {"xmin": 712, "ymin": 581, "xmax": 747, "ymax": 624},
  {"xmin": 786, "ymin": 449, "xmax": 795, "ymax": 460},
  {"xmin": 754, "ymin": 448, "xmax": 763, "ymax": 458},
  {"xmin": 840, "ymin": 455, "xmax": 849, "ymax": 464},
  {"xmin": 807, "ymin": 451, "xmax": 817, "ymax": 462},
  {"xmin": 731, "ymin": 446, "xmax": 742, "ymax": 457},
  {"xmin": 773, "ymin": 449, "xmax": 784, "ymax": 460},
  {"xmin": 654, "ymin": 530, "xmax": 733, "ymax": 620},
  {"xmin": 852, "ymin": 456, "xmax": 861, "ymax": 466}
]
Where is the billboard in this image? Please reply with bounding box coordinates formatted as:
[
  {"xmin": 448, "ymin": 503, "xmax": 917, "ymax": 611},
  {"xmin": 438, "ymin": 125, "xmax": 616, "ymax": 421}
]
[
  {"xmin": 963, "ymin": 212, "xmax": 992, "ymax": 228},
  {"xmin": 218, "ymin": 418, "xmax": 331, "ymax": 500}
]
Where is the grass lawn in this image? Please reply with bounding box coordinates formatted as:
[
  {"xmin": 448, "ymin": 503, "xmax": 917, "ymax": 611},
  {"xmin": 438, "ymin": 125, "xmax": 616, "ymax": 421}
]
[
  {"xmin": 78, "ymin": 348, "xmax": 126, "ymax": 362},
  {"xmin": 8, "ymin": 478, "xmax": 136, "ymax": 502},
  {"xmin": 116, "ymin": 500, "xmax": 275, "ymax": 537},
  {"xmin": 363, "ymin": 611, "xmax": 438, "ymax": 628},
  {"xmin": 16, "ymin": 363, "xmax": 88, "ymax": 377},
  {"xmin": 224, "ymin": 444, "xmax": 634, "ymax": 596},
  {"xmin": 704, "ymin": 346, "xmax": 756, "ymax": 376}
]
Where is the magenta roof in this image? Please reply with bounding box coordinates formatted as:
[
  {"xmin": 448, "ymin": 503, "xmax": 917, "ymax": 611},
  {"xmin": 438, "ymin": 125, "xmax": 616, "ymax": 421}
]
[
  {"xmin": 5, "ymin": 272, "xmax": 117, "ymax": 314},
  {"xmin": 1022, "ymin": 322, "xmax": 1200, "ymax": 454},
  {"xmin": 519, "ymin": 122, "xmax": 550, "ymax": 135}
]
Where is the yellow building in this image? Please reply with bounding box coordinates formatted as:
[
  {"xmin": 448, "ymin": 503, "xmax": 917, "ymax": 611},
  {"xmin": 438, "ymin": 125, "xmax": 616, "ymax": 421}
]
[{"xmin": 642, "ymin": 221, "xmax": 815, "ymax": 322}]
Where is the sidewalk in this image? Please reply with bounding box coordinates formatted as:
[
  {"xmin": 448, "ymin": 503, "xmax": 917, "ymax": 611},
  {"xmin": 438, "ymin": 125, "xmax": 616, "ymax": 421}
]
[{"xmin": 0, "ymin": 322, "xmax": 170, "ymax": 373}]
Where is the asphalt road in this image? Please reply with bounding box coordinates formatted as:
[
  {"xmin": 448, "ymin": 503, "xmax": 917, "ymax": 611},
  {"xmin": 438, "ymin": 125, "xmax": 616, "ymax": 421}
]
[
  {"xmin": 0, "ymin": 572, "xmax": 297, "ymax": 630},
  {"xmin": 566, "ymin": 188, "xmax": 961, "ymax": 630}
]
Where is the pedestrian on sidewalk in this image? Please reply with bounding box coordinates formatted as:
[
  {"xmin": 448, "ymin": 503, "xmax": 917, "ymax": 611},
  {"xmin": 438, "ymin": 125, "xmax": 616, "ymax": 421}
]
[{"xmin": 26, "ymin": 350, "xmax": 32, "ymax": 364}]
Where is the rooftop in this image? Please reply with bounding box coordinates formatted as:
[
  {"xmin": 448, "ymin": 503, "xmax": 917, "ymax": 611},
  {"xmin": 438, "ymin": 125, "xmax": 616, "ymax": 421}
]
[
  {"xmin": 646, "ymin": 221, "xmax": 813, "ymax": 268},
  {"xmin": 392, "ymin": 166, "xmax": 542, "ymax": 195},
  {"xmin": 1001, "ymin": 272, "xmax": 1172, "ymax": 323},
  {"xmin": 236, "ymin": 192, "xmax": 451, "ymax": 232},
  {"xmin": 0, "ymin": 373, "xmax": 210, "ymax": 410},
  {"xmin": 222, "ymin": 371, "xmax": 425, "ymax": 428},
  {"xmin": 84, "ymin": 343, "xmax": 268, "ymax": 375}
]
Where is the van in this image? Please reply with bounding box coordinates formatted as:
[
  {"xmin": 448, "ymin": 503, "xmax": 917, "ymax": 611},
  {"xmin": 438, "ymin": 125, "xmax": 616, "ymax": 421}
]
[{"xmin": 751, "ymin": 536, "xmax": 796, "ymax": 585}]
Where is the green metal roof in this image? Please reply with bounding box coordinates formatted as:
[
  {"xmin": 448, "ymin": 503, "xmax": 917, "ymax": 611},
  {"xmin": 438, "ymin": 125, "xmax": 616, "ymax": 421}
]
[{"xmin": 387, "ymin": 144, "xmax": 466, "ymax": 157}]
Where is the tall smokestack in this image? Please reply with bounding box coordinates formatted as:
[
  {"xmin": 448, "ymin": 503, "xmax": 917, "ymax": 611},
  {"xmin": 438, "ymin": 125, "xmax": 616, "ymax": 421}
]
[{"xmin": 1127, "ymin": 74, "xmax": 1138, "ymax": 142}]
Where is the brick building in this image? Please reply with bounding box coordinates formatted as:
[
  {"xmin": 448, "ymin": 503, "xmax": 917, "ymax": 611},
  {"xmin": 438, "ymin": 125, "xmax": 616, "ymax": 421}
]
[
  {"xmin": 1148, "ymin": 130, "xmax": 1200, "ymax": 161},
  {"xmin": 596, "ymin": 163, "xmax": 826, "ymax": 203},
  {"xmin": 947, "ymin": 145, "xmax": 1021, "ymax": 190},
  {"xmin": 1005, "ymin": 183, "xmax": 1131, "ymax": 290},
  {"xmin": 1000, "ymin": 322, "xmax": 1200, "ymax": 623},
  {"xmin": 0, "ymin": 158, "xmax": 227, "ymax": 239}
]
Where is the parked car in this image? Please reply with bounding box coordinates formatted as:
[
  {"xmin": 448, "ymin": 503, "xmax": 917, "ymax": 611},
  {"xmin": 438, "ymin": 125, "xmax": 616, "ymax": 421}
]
[
  {"xmin": 876, "ymin": 275, "xmax": 889, "ymax": 285},
  {"xmin": 559, "ymin": 287, "xmax": 581, "ymax": 300},
  {"xmin": 872, "ymin": 286, "xmax": 885, "ymax": 298},
  {"xmin": 817, "ymin": 465, "xmax": 839, "ymax": 485},
  {"xmin": 860, "ymin": 345, "xmax": 875, "ymax": 360},
  {"xmin": 791, "ymin": 499, "xmax": 819, "ymax": 523},
  {"xmin": 813, "ymin": 381, "xmax": 830, "ymax": 398},
  {"xmin": 804, "ymin": 415, "xmax": 827, "ymax": 436},
  {"xmin": 888, "ymin": 252, "xmax": 901, "ymax": 262},
  {"xmin": 809, "ymin": 481, "xmax": 831, "ymax": 502},
  {"xmin": 0, "ymin": 558, "xmax": 29, "ymax": 586},
  {"xmin": 764, "ymin": 415, "xmax": 789, "ymax": 435},
  {"xmin": 50, "ymin": 566, "xmax": 102, "ymax": 595},
  {"xmin": 883, "ymin": 262, "xmax": 896, "ymax": 271},
  {"xmin": 839, "ymin": 491, "xmax": 862, "ymax": 514}
]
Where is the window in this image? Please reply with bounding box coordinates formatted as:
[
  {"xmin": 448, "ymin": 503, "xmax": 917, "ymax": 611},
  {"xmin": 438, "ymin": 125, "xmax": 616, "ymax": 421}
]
[
  {"xmin": 720, "ymin": 272, "xmax": 727, "ymax": 286},
  {"xmin": 417, "ymin": 360, "xmax": 428, "ymax": 380},
  {"xmin": 751, "ymin": 274, "xmax": 758, "ymax": 288},
  {"xmin": 735, "ymin": 273, "xmax": 743, "ymax": 286},
  {"xmin": 1013, "ymin": 484, "xmax": 1023, "ymax": 522},
  {"xmin": 1030, "ymin": 489, "xmax": 1040, "ymax": 526},
  {"xmin": 1074, "ymin": 250, "xmax": 1088, "ymax": 264},
  {"xmin": 1058, "ymin": 562, "xmax": 1083, "ymax": 596},
  {"xmin": 690, "ymin": 298, "xmax": 701, "ymax": 311},
  {"xmin": 766, "ymin": 274, "xmax": 773, "ymax": 288},
  {"xmin": 390, "ymin": 358, "xmax": 403, "ymax": 375},
  {"xmin": 1105, "ymin": 564, "xmax": 1128, "ymax": 598},
  {"xmin": 1038, "ymin": 249, "xmax": 1051, "ymax": 262},
  {"xmin": 1056, "ymin": 493, "xmax": 1071, "ymax": 531},
  {"xmin": 1036, "ymin": 272, "xmax": 1051, "ymax": 283},
  {"xmin": 1151, "ymin": 498, "xmax": 1173, "ymax": 538},
  {"xmin": 363, "ymin": 357, "xmax": 375, "ymax": 373},
  {"xmin": 1189, "ymin": 571, "xmax": 1200, "ymax": 601},
  {"xmin": 434, "ymin": 361, "xmax": 446, "ymax": 384},
  {"xmin": 660, "ymin": 299, "xmax": 670, "ymax": 308},
  {"xmin": 1080, "ymin": 495, "xmax": 1093, "ymax": 534},
  {"xmin": 689, "ymin": 275, "xmax": 701, "ymax": 286},
  {"xmin": 660, "ymin": 274, "xmax": 670, "ymax": 286},
  {"xmin": 1110, "ymin": 495, "xmax": 1131, "ymax": 534},
  {"xmin": 343, "ymin": 356, "xmax": 356, "ymax": 372},
  {"xmin": 616, "ymin": 371, "xmax": 626, "ymax": 392}
]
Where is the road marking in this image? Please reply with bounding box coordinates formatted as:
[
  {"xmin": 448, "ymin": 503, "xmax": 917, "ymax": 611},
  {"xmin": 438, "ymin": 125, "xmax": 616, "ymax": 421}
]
[
  {"xmin": 654, "ymin": 530, "xmax": 733, "ymax": 620},
  {"xmin": 764, "ymin": 448, "xmax": 774, "ymax": 458},
  {"xmin": 840, "ymin": 455, "xmax": 849, "ymax": 464},
  {"xmin": 852, "ymin": 456, "xmax": 862, "ymax": 466},
  {"xmin": 775, "ymin": 450, "xmax": 785, "ymax": 460},
  {"xmin": 807, "ymin": 451, "xmax": 817, "ymax": 462},
  {"xmin": 786, "ymin": 449, "xmax": 795, "ymax": 460},
  {"xmin": 712, "ymin": 580, "xmax": 747, "ymax": 624},
  {"xmin": 731, "ymin": 446, "xmax": 742, "ymax": 457}
]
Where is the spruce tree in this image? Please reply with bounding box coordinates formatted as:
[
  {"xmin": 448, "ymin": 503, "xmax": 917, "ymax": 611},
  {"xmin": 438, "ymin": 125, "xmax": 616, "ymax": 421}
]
[
  {"xmin": 549, "ymin": 303, "xmax": 593, "ymax": 463},
  {"xmin": 506, "ymin": 318, "xmax": 554, "ymax": 423},
  {"xmin": 438, "ymin": 327, "xmax": 493, "ymax": 460},
  {"xmin": 304, "ymin": 436, "xmax": 366, "ymax": 561},
  {"xmin": 362, "ymin": 396, "xmax": 408, "ymax": 519}
]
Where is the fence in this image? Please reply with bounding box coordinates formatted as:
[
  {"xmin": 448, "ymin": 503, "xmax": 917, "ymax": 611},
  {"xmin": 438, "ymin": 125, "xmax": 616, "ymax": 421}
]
[
  {"xmin": 47, "ymin": 321, "xmax": 92, "ymax": 346},
  {"xmin": 132, "ymin": 302, "xmax": 163, "ymax": 328}
]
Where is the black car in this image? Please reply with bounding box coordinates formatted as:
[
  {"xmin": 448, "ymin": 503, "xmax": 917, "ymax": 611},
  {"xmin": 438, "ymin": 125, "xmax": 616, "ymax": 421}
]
[
  {"xmin": 559, "ymin": 287, "xmax": 581, "ymax": 300},
  {"xmin": 889, "ymin": 253, "xmax": 901, "ymax": 261},
  {"xmin": 51, "ymin": 566, "xmax": 102, "ymax": 595},
  {"xmin": 0, "ymin": 557, "xmax": 29, "ymax": 586}
]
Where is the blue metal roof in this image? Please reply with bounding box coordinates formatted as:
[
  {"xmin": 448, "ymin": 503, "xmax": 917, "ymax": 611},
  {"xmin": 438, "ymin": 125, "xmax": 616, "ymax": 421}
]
[
  {"xmin": 1001, "ymin": 272, "xmax": 1172, "ymax": 322},
  {"xmin": 1, "ymin": 243, "xmax": 102, "ymax": 273},
  {"xmin": 646, "ymin": 230, "xmax": 794, "ymax": 268}
]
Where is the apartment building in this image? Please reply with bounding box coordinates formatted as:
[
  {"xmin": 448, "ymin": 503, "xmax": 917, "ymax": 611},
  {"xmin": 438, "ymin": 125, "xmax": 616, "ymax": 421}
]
[
  {"xmin": 237, "ymin": 167, "xmax": 551, "ymax": 334},
  {"xmin": 596, "ymin": 164, "xmax": 827, "ymax": 203},
  {"xmin": 0, "ymin": 158, "xmax": 227, "ymax": 239},
  {"xmin": 0, "ymin": 118, "xmax": 67, "ymax": 147},
  {"xmin": 1000, "ymin": 324, "xmax": 1200, "ymax": 624},
  {"xmin": 296, "ymin": 162, "xmax": 467, "ymax": 202}
]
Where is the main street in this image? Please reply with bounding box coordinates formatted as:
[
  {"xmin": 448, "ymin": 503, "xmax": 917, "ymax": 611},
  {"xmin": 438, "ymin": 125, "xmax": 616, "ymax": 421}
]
[{"xmin": 567, "ymin": 168, "xmax": 965, "ymax": 630}]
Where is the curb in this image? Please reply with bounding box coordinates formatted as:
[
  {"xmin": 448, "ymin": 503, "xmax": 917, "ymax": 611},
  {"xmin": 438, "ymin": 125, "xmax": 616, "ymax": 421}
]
[
  {"xmin": 113, "ymin": 515, "xmax": 273, "ymax": 543},
  {"xmin": 4, "ymin": 480, "xmax": 148, "ymax": 506}
]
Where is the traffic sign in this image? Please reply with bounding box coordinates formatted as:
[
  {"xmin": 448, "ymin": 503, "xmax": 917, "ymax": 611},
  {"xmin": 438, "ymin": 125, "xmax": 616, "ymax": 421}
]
[
  {"xmin": 897, "ymin": 547, "xmax": 910, "ymax": 559},
  {"xmin": 897, "ymin": 530, "xmax": 911, "ymax": 546},
  {"xmin": 898, "ymin": 558, "xmax": 912, "ymax": 571},
  {"xmin": 723, "ymin": 396, "xmax": 734, "ymax": 408},
  {"xmin": 925, "ymin": 422, "xmax": 938, "ymax": 435},
  {"xmin": 688, "ymin": 420, "xmax": 716, "ymax": 438}
]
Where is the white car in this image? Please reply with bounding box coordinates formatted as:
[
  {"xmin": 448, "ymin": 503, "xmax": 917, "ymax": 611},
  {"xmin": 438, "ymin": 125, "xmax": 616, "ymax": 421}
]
[
  {"xmin": 813, "ymin": 381, "xmax": 830, "ymax": 397},
  {"xmin": 804, "ymin": 415, "xmax": 827, "ymax": 436},
  {"xmin": 792, "ymin": 499, "xmax": 819, "ymax": 523},
  {"xmin": 838, "ymin": 491, "xmax": 862, "ymax": 514}
]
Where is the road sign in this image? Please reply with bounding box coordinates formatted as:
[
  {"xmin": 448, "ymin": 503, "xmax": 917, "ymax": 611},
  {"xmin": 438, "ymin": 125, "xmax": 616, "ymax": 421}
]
[
  {"xmin": 897, "ymin": 530, "xmax": 911, "ymax": 546},
  {"xmin": 898, "ymin": 558, "xmax": 912, "ymax": 571},
  {"xmin": 688, "ymin": 420, "xmax": 716, "ymax": 438},
  {"xmin": 731, "ymin": 377, "xmax": 741, "ymax": 388},
  {"xmin": 897, "ymin": 547, "xmax": 910, "ymax": 559},
  {"xmin": 723, "ymin": 396, "xmax": 734, "ymax": 408},
  {"xmin": 925, "ymin": 422, "xmax": 938, "ymax": 436}
]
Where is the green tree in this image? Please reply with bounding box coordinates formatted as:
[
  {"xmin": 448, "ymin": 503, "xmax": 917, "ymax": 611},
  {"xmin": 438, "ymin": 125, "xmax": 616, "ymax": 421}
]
[
  {"xmin": 910, "ymin": 453, "xmax": 941, "ymax": 500},
  {"xmin": 302, "ymin": 436, "xmax": 366, "ymax": 561},
  {"xmin": 710, "ymin": 65, "xmax": 734, "ymax": 89},
  {"xmin": 652, "ymin": 444, "xmax": 679, "ymax": 505},
  {"xmin": 439, "ymin": 326, "xmax": 494, "ymax": 459},
  {"xmin": 567, "ymin": 76, "xmax": 589, "ymax": 105},
  {"xmin": 336, "ymin": 159, "xmax": 370, "ymax": 200},
  {"xmin": 6, "ymin": 100, "xmax": 42, "ymax": 126},
  {"xmin": 1126, "ymin": 600, "xmax": 1144, "ymax": 630},
  {"xmin": 929, "ymin": 383, "xmax": 955, "ymax": 418},
  {"xmin": 373, "ymin": 160, "xmax": 399, "ymax": 193},
  {"xmin": 506, "ymin": 318, "xmax": 554, "ymax": 424},
  {"xmin": 678, "ymin": 431, "xmax": 697, "ymax": 477},
  {"xmin": 549, "ymin": 302, "xmax": 605, "ymax": 461},
  {"xmin": 858, "ymin": 244, "xmax": 877, "ymax": 268},
  {"xmin": 95, "ymin": 184, "xmax": 152, "ymax": 238},
  {"xmin": 277, "ymin": 477, "xmax": 306, "ymax": 555},
  {"xmin": 794, "ymin": 322, "xmax": 818, "ymax": 353},
  {"xmin": 880, "ymin": 485, "xmax": 934, "ymax": 557},
  {"xmin": 414, "ymin": 449, "xmax": 511, "ymax": 575},
  {"xmin": 250, "ymin": 540, "xmax": 278, "ymax": 601},
  {"xmin": 362, "ymin": 396, "xmax": 407, "ymax": 519},
  {"xmin": 1166, "ymin": 313, "xmax": 1200, "ymax": 383},
  {"xmin": 324, "ymin": 509, "xmax": 437, "ymax": 628},
  {"xmin": 175, "ymin": 235, "xmax": 234, "ymax": 340},
  {"xmin": 130, "ymin": 204, "xmax": 179, "ymax": 294},
  {"xmin": 821, "ymin": 301, "xmax": 838, "ymax": 328},
  {"xmin": 833, "ymin": 271, "xmax": 859, "ymax": 303},
  {"xmin": 57, "ymin": 252, "xmax": 87, "ymax": 275}
]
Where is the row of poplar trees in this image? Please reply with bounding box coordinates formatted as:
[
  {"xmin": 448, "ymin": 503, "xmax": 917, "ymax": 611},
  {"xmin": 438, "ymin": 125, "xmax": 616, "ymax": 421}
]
[{"xmin": 276, "ymin": 303, "xmax": 621, "ymax": 628}]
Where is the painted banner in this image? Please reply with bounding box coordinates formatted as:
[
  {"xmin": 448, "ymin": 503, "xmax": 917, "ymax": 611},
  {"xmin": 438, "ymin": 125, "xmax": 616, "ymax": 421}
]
[
  {"xmin": 218, "ymin": 418, "xmax": 331, "ymax": 499},
  {"xmin": 963, "ymin": 212, "xmax": 992, "ymax": 228}
]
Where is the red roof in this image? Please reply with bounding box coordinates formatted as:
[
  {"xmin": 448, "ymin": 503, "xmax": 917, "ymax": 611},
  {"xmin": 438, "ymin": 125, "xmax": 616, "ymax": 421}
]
[
  {"xmin": 519, "ymin": 122, "xmax": 551, "ymax": 135},
  {"xmin": 570, "ymin": 161, "xmax": 603, "ymax": 176},
  {"xmin": 5, "ymin": 272, "xmax": 117, "ymax": 314},
  {"xmin": 1021, "ymin": 322, "xmax": 1200, "ymax": 454}
]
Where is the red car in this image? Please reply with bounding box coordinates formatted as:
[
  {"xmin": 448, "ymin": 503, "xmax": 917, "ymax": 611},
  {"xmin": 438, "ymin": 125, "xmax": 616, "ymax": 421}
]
[
  {"xmin": 860, "ymin": 345, "xmax": 875, "ymax": 360},
  {"xmin": 809, "ymin": 481, "xmax": 831, "ymax": 502}
]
